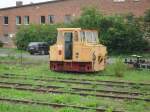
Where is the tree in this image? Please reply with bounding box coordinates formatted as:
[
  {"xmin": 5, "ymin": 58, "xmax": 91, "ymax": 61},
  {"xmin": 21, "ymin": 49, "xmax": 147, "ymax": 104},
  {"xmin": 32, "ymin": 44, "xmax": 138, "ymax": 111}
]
[
  {"xmin": 15, "ymin": 24, "xmax": 57, "ymax": 50},
  {"xmin": 70, "ymin": 7, "xmax": 149, "ymax": 53},
  {"xmin": 144, "ymin": 9, "xmax": 150, "ymax": 22},
  {"xmin": 70, "ymin": 7, "xmax": 103, "ymax": 31}
]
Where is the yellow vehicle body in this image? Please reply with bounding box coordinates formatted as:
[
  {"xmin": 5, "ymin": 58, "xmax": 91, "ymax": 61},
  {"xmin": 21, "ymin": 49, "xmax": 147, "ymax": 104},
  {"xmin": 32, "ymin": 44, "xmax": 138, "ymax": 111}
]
[{"xmin": 49, "ymin": 28, "xmax": 107, "ymax": 72}]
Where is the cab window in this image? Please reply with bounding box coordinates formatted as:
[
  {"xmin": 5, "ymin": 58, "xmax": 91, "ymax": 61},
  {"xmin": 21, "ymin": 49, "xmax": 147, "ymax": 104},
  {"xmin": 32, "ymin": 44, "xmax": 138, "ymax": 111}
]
[
  {"xmin": 74, "ymin": 31, "xmax": 78, "ymax": 42},
  {"xmin": 85, "ymin": 31, "xmax": 98, "ymax": 43},
  {"xmin": 80, "ymin": 31, "xmax": 86, "ymax": 42}
]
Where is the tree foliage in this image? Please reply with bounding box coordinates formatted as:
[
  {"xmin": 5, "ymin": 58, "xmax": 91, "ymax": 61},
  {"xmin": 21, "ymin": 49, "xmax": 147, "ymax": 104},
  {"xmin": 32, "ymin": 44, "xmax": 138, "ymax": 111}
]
[
  {"xmin": 70, "ymin": 7, "xmax": 149, "ymax": 53},
  {"xmin": 15, "ymin": 7, "xmax": 149, "ymax": 53},
  {"xmin": 144, "ymin": 9, "xmax": 150, "ymax": 22},
  {"xmin": 15, "ymin": 24, "xmax": 57, "ymax": 50}
]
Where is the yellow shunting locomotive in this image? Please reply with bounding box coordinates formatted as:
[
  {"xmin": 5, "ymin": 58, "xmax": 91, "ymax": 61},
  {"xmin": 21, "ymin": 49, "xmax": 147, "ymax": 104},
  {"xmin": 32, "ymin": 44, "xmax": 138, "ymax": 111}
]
[{"xmin": 49, "ymin": 28, "xmax": 107, "ymax": 72}]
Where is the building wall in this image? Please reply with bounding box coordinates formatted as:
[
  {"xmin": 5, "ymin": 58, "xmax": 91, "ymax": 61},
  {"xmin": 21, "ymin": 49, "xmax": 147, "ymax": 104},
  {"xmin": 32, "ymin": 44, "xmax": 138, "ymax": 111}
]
[{"xmin": 0, "ymin": 0, "xmax": 149, "ymax": 47}]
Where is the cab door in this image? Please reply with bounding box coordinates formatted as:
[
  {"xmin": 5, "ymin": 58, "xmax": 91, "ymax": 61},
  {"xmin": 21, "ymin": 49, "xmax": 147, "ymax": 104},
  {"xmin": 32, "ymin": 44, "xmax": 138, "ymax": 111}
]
[{"xmin": 64, "ymin": 32, "xmax": 73, "ymax": 60}]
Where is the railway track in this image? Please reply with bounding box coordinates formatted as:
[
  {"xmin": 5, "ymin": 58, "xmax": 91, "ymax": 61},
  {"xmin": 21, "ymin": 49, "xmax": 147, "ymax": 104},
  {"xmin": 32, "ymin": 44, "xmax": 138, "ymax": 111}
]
[
  {"xmin": 0, "ymin": 81, "xmax": 149, "ymax": 101},
  {"xmin": 0, "ymin": 61, "xmax": 29, "ymax": 64},
  {"xmin": 0, "ymin": 77, "xmax": 149, "ymax": 96},
  {"xmin": 0, "ymin": 61, "xmax": 41, "ymax": 65},
  {"xmin": 3, "ymin": 73, "xmax": 150, "ymax": 86},
  {"xmin": 1, "ymin": 74, "xmax": 150, "ymax": 89},
  {"xmin": 0, "ymin": 98, "xmax": 123, "ymax": 112},
  {"xmin": 53, "ymin": 77, "xmax": 150, "ymax": 86}
]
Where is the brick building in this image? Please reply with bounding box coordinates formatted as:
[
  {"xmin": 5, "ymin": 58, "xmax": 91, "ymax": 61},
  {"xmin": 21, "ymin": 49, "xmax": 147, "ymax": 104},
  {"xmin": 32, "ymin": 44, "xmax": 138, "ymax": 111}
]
[{"xmin": 0, "ymin": 0, "xmax": 150, "ymax": 47}]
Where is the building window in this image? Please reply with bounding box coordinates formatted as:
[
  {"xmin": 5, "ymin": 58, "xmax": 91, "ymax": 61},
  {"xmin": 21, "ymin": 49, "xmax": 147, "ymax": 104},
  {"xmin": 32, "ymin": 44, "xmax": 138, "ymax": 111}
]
[
  {"xmin": 64, "ymin": 14, "xmax": 72, "ymax": 23},
  {"xmin": 48, "ymin": 15, "xmax": 55, "ymax": 24},
  {"xmin": 16, "ymin": 16, "xmax": 21, "ymax": 25},
  {"xmin": 40, "ymin": 16, "xmax": 45, "ymax": 24},
  {"xmin": 3, "ymin": 16, "xmax": 9, "ymax": 25},
  {"xmin": 113, "ymin": 0, "xmax": 125, "ymax": 2},
  {"xmin": 24, "ymin": 16, "xmax": 29, "ymax": 25}
]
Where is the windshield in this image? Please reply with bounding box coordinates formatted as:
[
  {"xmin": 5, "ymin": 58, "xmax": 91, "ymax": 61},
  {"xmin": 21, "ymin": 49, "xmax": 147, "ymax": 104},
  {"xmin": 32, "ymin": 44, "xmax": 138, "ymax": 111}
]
[{"xmin": 80, "ymin": 31, "xmax": 98, "ymax": 43}]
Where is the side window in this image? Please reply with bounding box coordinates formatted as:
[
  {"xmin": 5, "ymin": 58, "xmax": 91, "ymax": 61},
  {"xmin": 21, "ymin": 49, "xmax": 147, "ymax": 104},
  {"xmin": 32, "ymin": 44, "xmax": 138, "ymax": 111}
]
[
  {"xmin": 85, "ymin": 31, "xmax": 98, "ymax": 43},
  {"xmin": 80, "ymin": 31, "xmax": 85, "ymax": 42},
  {"xmin": 74, "ymin": 31, "xmax": 78, "ymax": 41},
  {"xmin": 40, "ymin": 16, "xmax": 45, "ymax": 24},
  {"xmin": 3, "ymin": 16, "xmax": 9, "ymax": 25},
  {"xmin": 92, "ymin": 32, "xmax": 98, "ymax": 42},
  {"xmin": 16, "ymin": 16, "xmax": 21, "ymax": 25},
  {"xmin": 48, "ymin": 15, "xmax": 55, "ymax": 24},
  {"xmin": 24, "ymin": 16, "xmax": 29, "ymax": 25},
  {"xmin": 85, "ymin": 31, "xmax": 92, "ymax": 43}
]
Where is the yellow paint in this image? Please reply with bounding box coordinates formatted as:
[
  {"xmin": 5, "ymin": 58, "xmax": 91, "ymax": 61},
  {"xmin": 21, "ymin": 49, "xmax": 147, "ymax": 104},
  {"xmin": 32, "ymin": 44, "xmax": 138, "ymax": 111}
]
[{"xmin": 49, "ymin": 28, "xmax": 107, "ymax": 71}]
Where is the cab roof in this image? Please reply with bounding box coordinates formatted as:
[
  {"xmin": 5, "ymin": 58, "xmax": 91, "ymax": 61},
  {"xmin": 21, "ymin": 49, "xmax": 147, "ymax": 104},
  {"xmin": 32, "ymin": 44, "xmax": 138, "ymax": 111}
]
[
  {"xmin": 57, "ymin": 28, "xmax": 81, "ymax": 31},
  {"xmin": 57, "ymin": 28, "xmax": 97, "ymax": 32}
]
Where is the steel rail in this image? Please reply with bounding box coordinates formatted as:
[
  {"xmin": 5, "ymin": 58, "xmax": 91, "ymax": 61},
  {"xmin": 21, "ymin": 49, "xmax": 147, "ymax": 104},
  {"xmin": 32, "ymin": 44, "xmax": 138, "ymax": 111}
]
[
  {"xmin": 52, "ymin": 77, "xmax": 150, "ymax": 86},
  {"xmin": 0, "ymin": 81, "xmax": 147, "ymax": 96},
  {"xmin": 0, "ymin": 81, "xmax": 149, "ymax": 102},
  {"xmin": 0, "ymin": 75, "xmax": 145, "ymax": 89},
  {"xmin": 0, "ymin": 62, "xmax": 40, "ymax": 65},
  {"xmin": 3, "ymin": 73, "xmax": 150, "ymax": 86},
  {"xmin": 0, "ymin": 98, "xmax": 123, "ymax": 112}
]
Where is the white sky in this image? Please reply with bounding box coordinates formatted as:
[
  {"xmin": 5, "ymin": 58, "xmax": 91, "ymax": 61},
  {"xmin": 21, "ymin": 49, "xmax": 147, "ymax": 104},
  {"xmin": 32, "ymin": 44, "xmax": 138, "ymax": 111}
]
[{"xmin": 0, "ymin": 0, "xmax": 52, "ymax": 8}]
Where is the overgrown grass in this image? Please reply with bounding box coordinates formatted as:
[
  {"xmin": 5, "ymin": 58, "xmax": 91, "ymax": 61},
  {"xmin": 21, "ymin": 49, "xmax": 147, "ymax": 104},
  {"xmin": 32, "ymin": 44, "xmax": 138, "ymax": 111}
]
[
  {"xmin": 0, "ymin": 52, "xmax": 150, "ymax": 112},
  {"xmin": 0, "ymin": 60, "xmax": 149, "ymax": 83},
  {"xmin": 0, "ymin": 48, "xmax": 28, "ymax": 53},
  {"xmin": 107, "ymin": 58, "xmax": 127, "ymax": 77},
  {"xmin": 0, "ymin": 102, "xmax": 92, "ymax": 112},
  {"xmin": 0, "ymin": 88, "xmax": 122, "ymax": 109},
  {"xmin": 0, "ymin": 88, "xmax": 149, "ymax": 112}
]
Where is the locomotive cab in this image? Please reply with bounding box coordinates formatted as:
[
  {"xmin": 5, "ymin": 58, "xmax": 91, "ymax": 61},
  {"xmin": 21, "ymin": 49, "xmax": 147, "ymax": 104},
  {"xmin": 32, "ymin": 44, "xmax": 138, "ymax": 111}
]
[{"xmin": 49, "ymin": 28, "xmax": 107, "ymax": 72}]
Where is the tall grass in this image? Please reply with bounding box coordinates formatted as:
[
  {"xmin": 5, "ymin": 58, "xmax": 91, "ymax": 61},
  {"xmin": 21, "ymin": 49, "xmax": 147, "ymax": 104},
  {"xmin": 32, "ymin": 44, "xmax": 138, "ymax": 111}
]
[{"xmin": 113, "ymin": 58, "xmax": 127, "ymax": 77}]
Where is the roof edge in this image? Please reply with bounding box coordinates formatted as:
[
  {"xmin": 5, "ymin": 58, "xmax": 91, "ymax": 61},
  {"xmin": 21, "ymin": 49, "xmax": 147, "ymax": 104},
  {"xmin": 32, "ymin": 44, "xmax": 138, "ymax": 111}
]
[{"xmin": 0, "ymin": 0, "xmax": 70, "ymax": 11}]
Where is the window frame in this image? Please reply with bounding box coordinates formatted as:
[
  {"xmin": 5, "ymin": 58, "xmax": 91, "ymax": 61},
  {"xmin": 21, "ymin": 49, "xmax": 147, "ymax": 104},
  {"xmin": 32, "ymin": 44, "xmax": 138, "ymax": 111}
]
[
  {"xmin": 40, "ymin": 16, "xmax": 46, "ymax": 24},
  {"xmin": 16, "ymin": 16, "xmax": 21, "ymax": 25},
  {"xmin": 81, "ymin": 31, "xmax": 99, "ymax": 43},
  {"xmin": 24, "ymin": 16, "xmax": 30, "ymax": 25},
  {"xmin": 48, "ymin": 15, "xmax": 55, "ymax": 24},
  {"xmin": 3, "ymin": 16, "xmax": 9, "ymax": 25}
]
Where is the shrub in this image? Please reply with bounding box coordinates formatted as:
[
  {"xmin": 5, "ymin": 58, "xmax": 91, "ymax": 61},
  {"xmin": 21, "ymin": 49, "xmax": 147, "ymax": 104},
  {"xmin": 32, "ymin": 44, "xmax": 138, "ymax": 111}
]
[
  {"xmin": 15, "ymin": 24, "xmax": 58, "ymax": 50},
  {"xmin": 99, "ymin": 15, "xmax": 148, "ymax": 53},
  {"xmin": 0, "ymin": 40, "xmax": 4, "ymax": 47},
  {"xmin": 105, "ymin": 107, "xmax": 113, "ymax": 112},
  {"xmin": 101, "ymin": 17, "xmax": 148, "ymax": 53},
  {"xmin": 112, "ymin": 58, "xmax": 127, "ymax": 77}
]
